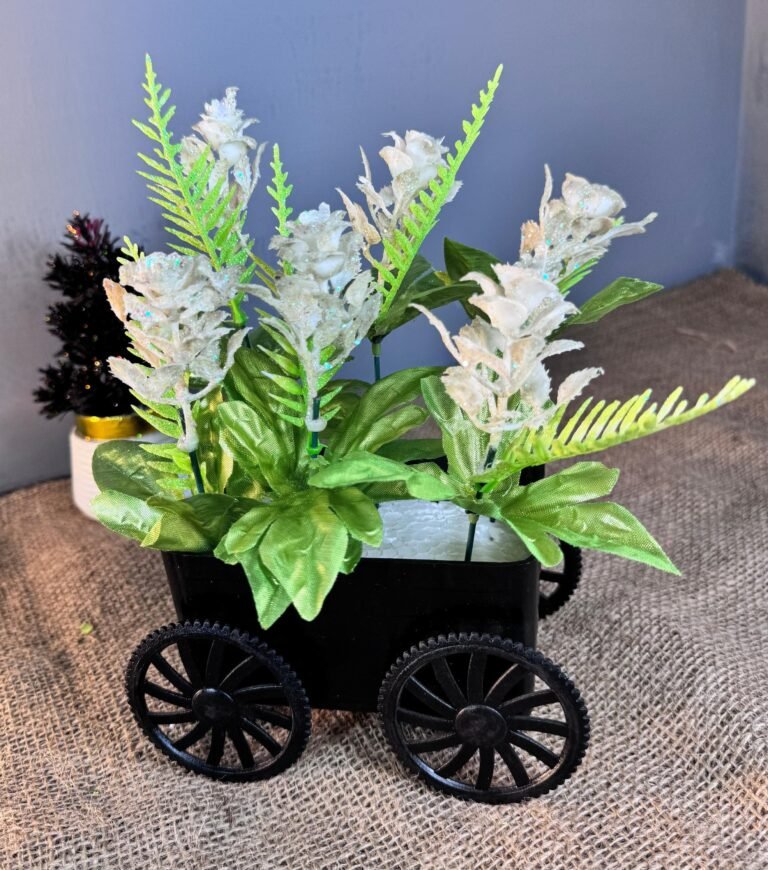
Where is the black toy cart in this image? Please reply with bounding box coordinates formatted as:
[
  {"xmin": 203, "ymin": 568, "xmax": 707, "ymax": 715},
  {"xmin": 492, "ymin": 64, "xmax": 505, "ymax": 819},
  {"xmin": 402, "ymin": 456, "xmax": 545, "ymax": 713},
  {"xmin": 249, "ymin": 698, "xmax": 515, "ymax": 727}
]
[{"xmin": 126, "ymin": 545, "xmax": 587, "ymax": 804}]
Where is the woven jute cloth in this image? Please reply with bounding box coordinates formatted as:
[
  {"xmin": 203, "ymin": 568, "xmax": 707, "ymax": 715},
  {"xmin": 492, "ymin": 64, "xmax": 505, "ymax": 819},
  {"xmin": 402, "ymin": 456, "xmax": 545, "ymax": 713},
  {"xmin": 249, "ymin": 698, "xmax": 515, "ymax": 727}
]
[{"xmin": 1, "ymin": 270, "xmax": 767, "ymax": 869}]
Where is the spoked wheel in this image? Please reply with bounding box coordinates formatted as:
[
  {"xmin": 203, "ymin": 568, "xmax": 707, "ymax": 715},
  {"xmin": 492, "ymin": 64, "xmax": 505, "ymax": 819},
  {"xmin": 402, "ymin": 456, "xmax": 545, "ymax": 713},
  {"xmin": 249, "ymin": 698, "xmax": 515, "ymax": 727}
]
[
  {"xmin": 539, "ymin": 544, "xmax": 582, "ymax": 619},
  {"xmin": 379, "ymin": 633, "xmax": 589, "ymax": 803},
  {"xmin": 126, "ymin": 621, "xmax": 311, "ymax": 782}
]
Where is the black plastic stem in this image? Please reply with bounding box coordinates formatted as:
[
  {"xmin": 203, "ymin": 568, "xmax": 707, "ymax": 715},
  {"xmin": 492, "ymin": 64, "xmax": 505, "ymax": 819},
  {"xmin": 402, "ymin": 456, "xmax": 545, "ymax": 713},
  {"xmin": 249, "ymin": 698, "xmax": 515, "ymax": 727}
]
[{"xmin": 372, "ymin": 338, "xmax": 382, "ymax": 382}]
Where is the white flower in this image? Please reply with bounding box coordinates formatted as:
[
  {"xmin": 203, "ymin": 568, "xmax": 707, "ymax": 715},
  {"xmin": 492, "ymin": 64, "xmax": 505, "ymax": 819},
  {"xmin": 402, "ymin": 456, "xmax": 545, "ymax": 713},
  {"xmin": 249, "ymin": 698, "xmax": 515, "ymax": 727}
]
[
  {"xmin": 180, "ymin": 87, "xmax": 266, "ymax": 205},
  {"xmin": 104, "ymin": 253, "xmax": 247, "ymax": 452},
  {"xmin": 269, "ymin": 203, "xmax": 363, "ymax": 289},
  {"xmin": 518, "ymin": 165, "xmax": 656, "ymax": 282},
  {"xmin": 337, "ymin": 128, "xmax": 457, "ymax": 267},
  {"xmin": 412, "ymin": 263, "xmax": 602, "ymax": 452},
  {"xmin": 249, "ymin": 208, "xmax": 381, "ymax": 431},
  {"xmin": 379, "ymin": 130, "xmax": 449, "ymax": 214}
]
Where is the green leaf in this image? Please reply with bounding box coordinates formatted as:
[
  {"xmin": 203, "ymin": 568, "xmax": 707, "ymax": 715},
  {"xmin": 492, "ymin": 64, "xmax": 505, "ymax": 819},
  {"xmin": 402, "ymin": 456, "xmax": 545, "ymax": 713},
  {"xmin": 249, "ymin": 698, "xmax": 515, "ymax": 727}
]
[
  {"xmin": 443, "ymin": 238, "xmax": 500, "ymax": 283},
  {"xmin": 421, "ymin": 375, "xmax": 488, "ymax": 485},
  {"xmin": 237, "ymin": 547, "xmax": 292, "ymax": 629},
  {"xmin": 259, "ymin": 491, "xmax": 349, "ymax": 621},
  {"xmin": 92, "ymin": 490, "xmax": 161, "ymax": 544},
  {"xmin": 216, "ymin": 504, "xmax": 280, "ymax": 556},
  {"xmin": 340, "ymin": 536, "xmax": 364, "ymax": 574},
  {"xmin": 499, "ymin": 515, "xmax": 564, "ymax": 566},
  {"xmin": 562, "ymin": 277, "xmax": 664, "ymax": 329},
  {"xmin": 370, "ymin": 254, "xmax": 477, "ymax": 339},
  {"xmin": 328, "ymin": 487, "xmax": 383, "ymax": 546},
  {"xmin": 328, "ymin": 367, "xmax": 441, "ymax": 457},
  {"xmin": 496, "ymin": 462, "xmax": 619, "ymax": 514},
  {"xmin": 92, "ymin": 441, "xmax": 164, "ymax": 499},
  {"xmin": 216, "ymin": 400, "xmax": 296, "ymax": 493},
  {"xmin": 518, "ymin": 502, "xmax": 679, "ymax": 574},
  {"xmin": 141, "ymin": 494, "xmax": 238, "ymax": 551},
  {"xmin": 310, "ymin": 451, "xmax": 455, "ymax": 501},
  {"xmin": 376, "ymin": 438, "xmax": 444, "ymax": 463}
]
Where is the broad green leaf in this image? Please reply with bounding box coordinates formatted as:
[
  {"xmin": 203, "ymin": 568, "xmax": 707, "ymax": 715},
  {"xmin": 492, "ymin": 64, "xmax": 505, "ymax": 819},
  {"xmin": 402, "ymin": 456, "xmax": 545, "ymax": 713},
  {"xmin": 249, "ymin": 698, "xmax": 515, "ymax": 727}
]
[
  {"xmin": 92, "ymin": 441, "xmax": 164, "ymax": 499},
  {"xmin": 499, "ymin": 514, "xmax": 564, "ymax": 566},
  {"xmin": 217, "ymin": 401, "xmax": 296, "ymax": 493},
  {"xmin": 341, "ymin": 537, "xmax": 364, "ymax": 573},
  {"xmin": 141, "ymin": 494, "xmax": 238, "ymax": 551},
  {"xmin": 259, "ymin": 491, "xmax": 349, "ymax": 621},
  {"xmin": 92, "ymin": 490, "xmax": 161, "ymax": 544},
  {"xmin": 353, "ymin": 405, "xmax": 429, "ymax": 455},
  {"xmin": 562, "ymin": 277, "xmax": 664, "ymax": 329},
  {"xmin": 216, "ymin": 504, "xmax": 280, "ymax": 556},
  {"xmin": 237, "ymin": 546, "xmax": 292, "ymax": 629},
  {"xmin": 496, "ymin": 462, "xmax": 619, "ymax": 514},
  {"xmin": 310, "ymin": 451, "xmax": 455, "ymax": 500},
  {"xmin": 328, "ymin": 367, "xmax": 441, "ymax": 457},
  {"xmin": 328, "ymin": 487, "xmax": 383, "ymax": 546},
  {"xmin": 516, "ymin": 501, "xmax": 680, "ymax": 574},
  {"xmin": 443, "ymin": 237, "xmax": 500, "ymax": 282},
  {"xmin": 376, "ymin": 438, "xmax": 445, "ymax": 463},
  {"xmin": 421, "ymin": 375, "xmax": 488, "ymax": 486},
  {"xmin": 370, "ymin": 255, "xmax": 477, "ymax": 339}
]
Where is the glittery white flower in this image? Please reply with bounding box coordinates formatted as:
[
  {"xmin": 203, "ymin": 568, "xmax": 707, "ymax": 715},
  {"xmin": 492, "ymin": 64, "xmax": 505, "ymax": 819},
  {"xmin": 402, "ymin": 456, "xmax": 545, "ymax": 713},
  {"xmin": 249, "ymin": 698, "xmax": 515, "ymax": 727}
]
[
  {"xmin": 269, "ymin": 203, "xmax": 363, "ymax": 289},
  {"xmin": 413, "ymin": 263, "xmax": 602, "ymax": 448},
  {"xmin": 249, "ymin": 207, "xmax": 380, "ymax": 431},
  {"xmin": 337, "ymin": 129, "xmax": 458, "ymax": 266},
  {"xmin": 180, "ymin": 87, "xmax": 266, "ymax": 204},
  {"xmin": 104, "ymin": 253, "xmax": 247, "ymax": 451},
  {"xmin": 518, "ymin": 166, "xmax": 656, "ymax": 282}
]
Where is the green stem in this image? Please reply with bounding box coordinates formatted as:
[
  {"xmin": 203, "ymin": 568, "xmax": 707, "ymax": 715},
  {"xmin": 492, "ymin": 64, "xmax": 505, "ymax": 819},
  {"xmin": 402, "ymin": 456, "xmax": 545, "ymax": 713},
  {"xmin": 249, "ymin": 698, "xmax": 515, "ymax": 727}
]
[
  {"xmin": 189, "ymin": 450, "xmax": 205, "ymax": 495},
  {"xmin": 177, "ymin": 409, "xmax": 205, "ymax": 494},
  {"xmin": 463, "ymin": 514, "xmax": 479, "ymax": 561},
  {"xmin": 463, "ymin": 445, "xmax": 497, "ymax": 562},
  {"xmin": 372, "ymin": 337, "xmax": 382, "ymax": 382}
]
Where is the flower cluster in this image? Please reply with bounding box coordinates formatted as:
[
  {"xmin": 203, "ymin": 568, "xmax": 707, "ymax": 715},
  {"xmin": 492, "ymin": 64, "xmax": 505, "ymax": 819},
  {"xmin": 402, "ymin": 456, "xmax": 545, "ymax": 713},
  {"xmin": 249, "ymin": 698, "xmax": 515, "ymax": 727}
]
[
  {"xmin": 180, "ymin": 87, "xmax": 266, "ymax": 210},
  {"xmin": 413, "ymin": 264, "xmax": 602, "ymax": 451},
  {"xmin": 104, "ymin": 253, "xmax": 247, "ymax": 451},
  {"xmin": 518, "ymin": 166, "xmax": 656, "ymax": 282},
  {"xmin": 251, "ymin": 204, "xmax": 380, "ymax": 430},
  {"xmin": 338, "ymin": 129, "xmax": 458, "ymax": 260}
]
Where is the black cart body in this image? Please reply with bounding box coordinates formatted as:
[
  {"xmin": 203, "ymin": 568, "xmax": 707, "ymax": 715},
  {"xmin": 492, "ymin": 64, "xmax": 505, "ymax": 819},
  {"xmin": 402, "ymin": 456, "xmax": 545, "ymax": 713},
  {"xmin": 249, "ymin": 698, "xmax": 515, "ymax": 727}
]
[{"xmin": 162, "ymin": 551, "xmax": 540, "ymax": 712}]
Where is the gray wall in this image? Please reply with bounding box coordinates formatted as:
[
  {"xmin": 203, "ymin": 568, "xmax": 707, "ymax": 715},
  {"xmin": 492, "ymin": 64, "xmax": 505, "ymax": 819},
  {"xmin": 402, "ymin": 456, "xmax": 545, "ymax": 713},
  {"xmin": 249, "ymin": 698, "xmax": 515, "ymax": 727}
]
[
  {"xmin": 0, "ymin": 0, "xmax": 747, "ymax": 492},
  {"xmin": 736, "ymin": 0, "xmax": 768, "ymax": 276}
]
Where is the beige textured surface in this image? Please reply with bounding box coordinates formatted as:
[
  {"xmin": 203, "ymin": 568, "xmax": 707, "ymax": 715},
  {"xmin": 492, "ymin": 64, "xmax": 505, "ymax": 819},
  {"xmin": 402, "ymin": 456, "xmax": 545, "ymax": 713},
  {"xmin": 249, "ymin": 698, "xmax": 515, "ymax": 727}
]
[{"xmin": 1, "ymin": 270, "xmax": 767, "ymax": 869}]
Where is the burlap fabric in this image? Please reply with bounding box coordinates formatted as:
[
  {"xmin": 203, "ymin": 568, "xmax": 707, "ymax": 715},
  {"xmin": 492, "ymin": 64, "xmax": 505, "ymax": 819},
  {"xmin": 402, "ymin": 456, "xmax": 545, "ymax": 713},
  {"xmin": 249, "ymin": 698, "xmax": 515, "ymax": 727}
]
[{"xmin": 1, "ymin": 270, "xmax": 766, "ymax": 868}]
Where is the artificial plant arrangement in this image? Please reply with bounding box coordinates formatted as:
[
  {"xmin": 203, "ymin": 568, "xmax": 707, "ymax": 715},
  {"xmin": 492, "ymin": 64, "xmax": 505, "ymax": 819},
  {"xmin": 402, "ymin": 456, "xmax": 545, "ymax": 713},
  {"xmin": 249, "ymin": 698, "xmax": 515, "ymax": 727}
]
[
  {"xmin": 35, "ymin": 213, "xmax": 149, "ymax": 517},
  {"xmin": 93, "ymin": 57, "xmax": 754, "ymax": 630},
  {"xmin": 36, "ymin": 213, "xmax": 135, "ymax": 421}
]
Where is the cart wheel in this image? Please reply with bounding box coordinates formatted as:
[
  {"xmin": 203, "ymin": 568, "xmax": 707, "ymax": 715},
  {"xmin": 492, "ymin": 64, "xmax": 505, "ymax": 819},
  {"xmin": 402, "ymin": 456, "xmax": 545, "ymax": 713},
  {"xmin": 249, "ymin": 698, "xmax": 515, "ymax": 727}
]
[
  {"xmin": 379, "ymin": 633, "xmax": 589, "ymax": 803},
  {"xmin": 539, "ymin": 543, "xmax": 582, "ymax": 619},
  {"xmin": 126, "ymin": 621, "xmax": 311, "ymax": 782}
]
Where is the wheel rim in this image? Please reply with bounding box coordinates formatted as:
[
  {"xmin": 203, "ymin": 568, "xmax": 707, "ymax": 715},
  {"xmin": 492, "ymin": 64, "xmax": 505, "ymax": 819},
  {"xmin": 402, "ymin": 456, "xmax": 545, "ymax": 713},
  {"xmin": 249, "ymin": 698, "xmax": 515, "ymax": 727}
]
[
  {"xmin": 381, "ymin": 635, "xmax": 588, "ymax": 803},
  {"xmin": 128, "ymin": 623, "xmax": 309, "ymax": 781},
  {"xmin": 539, "ymin": 543, "xmax": 582, "ymax": 619}
]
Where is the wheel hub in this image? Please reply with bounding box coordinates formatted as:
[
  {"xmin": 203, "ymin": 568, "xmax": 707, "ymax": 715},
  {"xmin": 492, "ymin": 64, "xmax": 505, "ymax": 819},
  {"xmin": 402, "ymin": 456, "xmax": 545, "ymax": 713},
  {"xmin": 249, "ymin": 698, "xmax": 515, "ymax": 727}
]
[
  {"xmin": 192, "ymin": 687, "xmax": 238, "ymax": 723},
  {"xmin": 454, "ymin": 704, "xmax": 508, "ymax": 746}
]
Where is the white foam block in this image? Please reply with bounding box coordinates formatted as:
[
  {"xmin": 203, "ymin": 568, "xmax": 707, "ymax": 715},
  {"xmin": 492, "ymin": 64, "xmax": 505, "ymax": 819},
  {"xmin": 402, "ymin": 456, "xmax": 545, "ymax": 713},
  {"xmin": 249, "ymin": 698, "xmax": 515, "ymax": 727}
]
[{"xmin": 362, "ymin": 500, "xmax": 529, "ymax": 563}]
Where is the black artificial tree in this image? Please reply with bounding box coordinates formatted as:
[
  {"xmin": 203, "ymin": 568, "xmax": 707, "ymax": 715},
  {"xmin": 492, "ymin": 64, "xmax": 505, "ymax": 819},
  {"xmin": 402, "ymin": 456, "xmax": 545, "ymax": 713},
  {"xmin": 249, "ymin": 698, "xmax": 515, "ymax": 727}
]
[{"xmin": 35, "ymin": 212, "xmax": 135, "ymax": 418}]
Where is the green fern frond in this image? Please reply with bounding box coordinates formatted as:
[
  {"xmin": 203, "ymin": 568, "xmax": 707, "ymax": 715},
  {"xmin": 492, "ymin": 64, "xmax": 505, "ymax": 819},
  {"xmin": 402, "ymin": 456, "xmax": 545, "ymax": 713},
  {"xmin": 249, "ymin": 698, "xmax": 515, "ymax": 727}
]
[
  {"xmin": 133, "ymin": 56, "xmax": 274, "ymax": 311},
  {"xmin": 119, "ymin": 236, "xmax": 141, "ymax": 265},
  {"xmin": 376, "ymin": 65, "xmax": 503, "ymax": 316},
  {"xmin": 480, "ymin": 376, "xmax": 755, "ymax": 485},
  {"xmin": 267, "ymin": 144, "xmax": 294, "ymax": 238}
]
